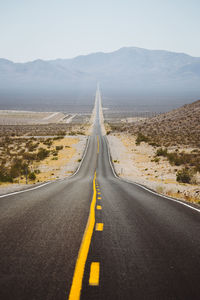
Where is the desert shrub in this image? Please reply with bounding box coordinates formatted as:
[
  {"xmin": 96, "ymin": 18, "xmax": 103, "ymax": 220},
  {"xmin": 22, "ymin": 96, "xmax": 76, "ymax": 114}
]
[
  {"xmin": 9, "ymin": 159, "xmax": 24, "ymax": 177},
  {"xmin": 191, "ymin": 149, "xmax": 199, "ymax": 153},
  {"xmin": 28, "ymin": 172, "xmax": 36, "ymax": 181},
  {"xmin": 52, "ymin": 150, "xmax": 58, "ymax": 156},
  {"xmin": 18, "ymin": 149, "xmax": 25, "ymax": 155},
  {"xmin": 167, "ymin": 153, "xmax": 183, "ymax": 166},
  {"xmin": 69, "ymin": 131, "xmax": 76, "ymax": 136},
  {"xmin": 136, "ymin": 133, "xmax": 149, "ymax": 145},
  {"xmin": 43, "ymin": 139, "xmax": 53, "ymax": 147},
  {"xmin": 75, "ymin": 131, "xmax": 85, "ymax": 135},
  {"xmin": 1, "ymin": 159, "xmax": 6, "ymax": 165},
  {"xmin": 37, "ymin": 148, "xmax": 50, "ymax": 160},
  {"xmin": 0, "ymin": 169, "xmax": 13, "ymax": 183},
  {"xmin": 154, "ymin": 157, "xmax": 160, "ymax": 163},
  {"xmin": 194, "ymin": 165, "xmax": 200, "ymax": 173},
  {"xmin": 23, "ymin": 152, "xmax": 37, "ymax": 161},
  {"xmin": 5, "ymin": 137, "xmax": 10, "ymax": 143},
  {"xmin": 166, "ymin": 152, "xmax": 200, "ymax": 167},
  {"xmin": 10, "ymin": 165, "xmax": 20, "ymax": 178},
  {"xmin": 156, "ymin": 148, "xmax": 168, "ymax": 157},
  {"xmin": 176, "ymin": 168, "xmax": 193, "ymax": 184},
  {"xmin": 149, "ymin": 142, "xmax": 160, "ymax": 147},
  {"xmin": 57, "ymin": 131, "xmax": 66, "ymax": 136},
  {"xmin": 56, "ymin": 145, "xmax": 63, "ymax": 151},
  {"xmin": 27, "ymin": 142, "xmax": 39, "ymax": 152},
  {"xmin": 10, "ymin": 159, "xmax": 30, "ymax": 178}
]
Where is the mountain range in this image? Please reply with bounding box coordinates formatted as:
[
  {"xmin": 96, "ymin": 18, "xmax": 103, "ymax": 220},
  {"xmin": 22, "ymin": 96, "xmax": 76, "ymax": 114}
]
[{"xmin": 0, "ymin": 47, "xmax": 200, "ymax": 110}]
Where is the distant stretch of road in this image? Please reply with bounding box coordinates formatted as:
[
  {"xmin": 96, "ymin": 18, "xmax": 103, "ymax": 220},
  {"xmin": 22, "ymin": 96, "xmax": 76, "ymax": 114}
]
[{"xmin": 0, "ymin": 87, "xmax": 200, "ymax": 300}]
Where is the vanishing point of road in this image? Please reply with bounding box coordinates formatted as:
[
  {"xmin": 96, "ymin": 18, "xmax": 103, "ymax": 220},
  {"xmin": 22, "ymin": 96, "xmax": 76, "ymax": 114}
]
[{"xmin": 0, "ymin": 87, "xmax": 200, "ymax": 300}]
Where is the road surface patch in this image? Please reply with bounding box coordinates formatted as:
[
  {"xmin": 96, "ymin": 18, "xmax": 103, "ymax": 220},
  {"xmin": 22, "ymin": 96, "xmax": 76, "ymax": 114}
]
[
  {"xmin": 97, "ymin": 136, "xmax": 99, "ymax": 153},
  {"xmin": 95, "ymin": 223, "xmax": 104, "ymax": 231},
  {"xmin": 89, "ymin": 262, "xmax": 100, "ymax": 286},
  {"xmin": 68, "ymin": 172, "xmax": 97, "ymax": 300}
]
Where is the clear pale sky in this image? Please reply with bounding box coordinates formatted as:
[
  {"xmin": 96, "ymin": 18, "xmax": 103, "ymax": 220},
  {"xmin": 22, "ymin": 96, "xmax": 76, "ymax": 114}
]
[{"xmin": 0, "ymin": 0, "xmax": 200, "ymax": 62}]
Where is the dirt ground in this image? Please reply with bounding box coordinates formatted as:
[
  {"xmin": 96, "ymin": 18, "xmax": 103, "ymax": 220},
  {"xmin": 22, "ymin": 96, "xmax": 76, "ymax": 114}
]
[
  {"xmin": 107, "ymin": 133, "xmax": 200, "ymax": 204},
  {"xmin": 31, "ymin": 136, "xmax": 87, "ymax": 182}
]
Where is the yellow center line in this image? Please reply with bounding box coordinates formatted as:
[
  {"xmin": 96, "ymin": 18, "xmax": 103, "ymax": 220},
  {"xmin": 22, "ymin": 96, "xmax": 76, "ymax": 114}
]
[
  {"xmin": 68, "ymin": 172, "xmax": 97, "ymax": 300},
  {"xmin": 96, "ymin": 205, "xmax": 102, "ymax": 210},
  {"xmin": 89, "ymin": 262, "xmax": 100, "ymax": 286},
  {"xmin": 97, "ymin": 136, "xmax": 99, "ymax": 154},
  {"xmin": 96, "ymin": 223, "xmax": 104, "ymax": 231}
]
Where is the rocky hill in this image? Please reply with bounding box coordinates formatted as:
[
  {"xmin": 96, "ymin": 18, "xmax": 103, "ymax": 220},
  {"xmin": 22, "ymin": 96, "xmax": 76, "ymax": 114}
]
[{"xmin": 119, "ymin": 99, "xmax": 200, "ymax": 147}]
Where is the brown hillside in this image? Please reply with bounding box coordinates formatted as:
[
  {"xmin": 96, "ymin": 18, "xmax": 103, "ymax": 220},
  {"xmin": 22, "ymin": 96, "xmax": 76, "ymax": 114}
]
[{"xmin": 117, "ymin": 100, "xmax": 200, "ymax": 147}]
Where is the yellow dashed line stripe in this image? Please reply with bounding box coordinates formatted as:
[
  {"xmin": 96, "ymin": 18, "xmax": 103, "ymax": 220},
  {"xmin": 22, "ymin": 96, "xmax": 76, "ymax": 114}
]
[
  {"xmin": 96, "ymin": 223, "xmax": 104, "ymax": 231},
  {"xmin": 89, "ymin": 262, "xmax": 100, "ymax": 286},
  {"xmin": 68, "ymin": 172, "xmax": 97, "ymax": 300}
]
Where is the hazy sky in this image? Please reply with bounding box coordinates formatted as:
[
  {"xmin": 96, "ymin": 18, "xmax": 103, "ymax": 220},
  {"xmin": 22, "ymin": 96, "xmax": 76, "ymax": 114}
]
[{"xmin": 0, "ymin": 0, "xmax": 200, "ymax": 62}]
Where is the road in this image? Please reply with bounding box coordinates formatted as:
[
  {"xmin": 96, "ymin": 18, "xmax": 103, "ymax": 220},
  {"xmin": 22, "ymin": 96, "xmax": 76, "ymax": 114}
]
[{"xmin": 0, "ymin": 87, "xmax": 200, "ymax": 300}]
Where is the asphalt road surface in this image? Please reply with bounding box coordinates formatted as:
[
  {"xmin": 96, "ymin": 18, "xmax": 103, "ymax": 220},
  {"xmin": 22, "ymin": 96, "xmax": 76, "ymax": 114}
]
[{"xmin": 0, "ymin": 88, "xmax": 200, "ymax": 300}]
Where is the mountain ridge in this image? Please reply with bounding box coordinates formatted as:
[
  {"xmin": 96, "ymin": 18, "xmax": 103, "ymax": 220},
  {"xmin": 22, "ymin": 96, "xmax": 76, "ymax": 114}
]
[
  {"xmin": 0, "ymin": 47, "xmax": 200, "ymax": 108},
  {"xmin": 1, "ymin": 46, "xmax": 200, "ymax": 63}
]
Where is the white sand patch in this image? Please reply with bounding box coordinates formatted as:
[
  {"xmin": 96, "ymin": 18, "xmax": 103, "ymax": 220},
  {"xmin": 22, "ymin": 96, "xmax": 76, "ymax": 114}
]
[
  {"xmin": 43, "ymin": 112, "xmax": 59, "ymax": 120},
  {"xmin": 65, "ymin": 114, "xmax": 77, "ymax": 123},
  {"xmin": 0, "ymin": 110, "xmax": 65, "ymax": 125}
]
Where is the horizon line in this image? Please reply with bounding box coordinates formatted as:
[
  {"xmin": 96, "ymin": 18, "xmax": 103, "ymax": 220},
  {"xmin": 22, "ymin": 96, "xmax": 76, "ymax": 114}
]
[{"xmin": 1, "ymin": 46, "xmax": 199, "ymax": 64}]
